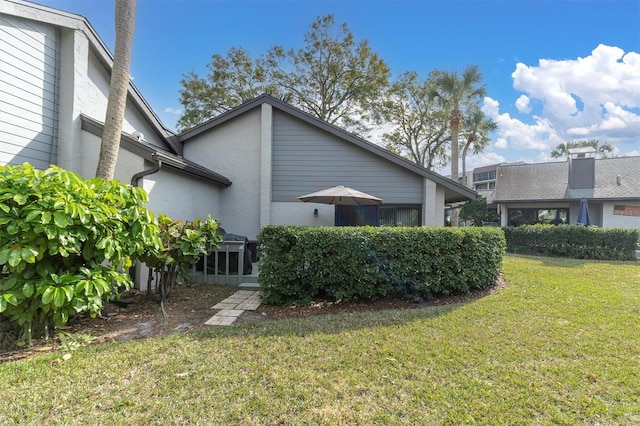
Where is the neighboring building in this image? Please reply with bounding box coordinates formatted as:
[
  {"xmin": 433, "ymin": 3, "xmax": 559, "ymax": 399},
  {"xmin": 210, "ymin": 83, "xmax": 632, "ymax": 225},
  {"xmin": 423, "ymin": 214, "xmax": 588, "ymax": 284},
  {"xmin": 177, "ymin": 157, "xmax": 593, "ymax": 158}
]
[
  {"xmin": 0, "ymin": 1, "xmax": 477, "ymax": 286},
  {"xmin": 471, "ymin": 164, "xmax": 497, "ymax": 191},
  {"xmin": 493, "ymin": 149, "xmax": 640, "ymax": 231}
]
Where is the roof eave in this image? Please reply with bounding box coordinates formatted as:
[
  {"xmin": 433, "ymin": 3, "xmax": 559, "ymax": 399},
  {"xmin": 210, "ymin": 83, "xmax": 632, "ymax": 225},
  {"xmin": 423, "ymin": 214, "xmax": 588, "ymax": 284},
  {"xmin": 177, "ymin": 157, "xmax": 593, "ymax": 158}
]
[{"xmin": 80, "ymin": 115, "xmax": 231, "ymax": 186}]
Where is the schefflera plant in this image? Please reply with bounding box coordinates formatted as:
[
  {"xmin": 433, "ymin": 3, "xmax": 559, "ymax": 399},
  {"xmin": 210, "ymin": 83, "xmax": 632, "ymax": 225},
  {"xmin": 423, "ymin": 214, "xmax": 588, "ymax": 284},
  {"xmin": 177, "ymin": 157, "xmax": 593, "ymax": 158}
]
[
  {"xmin": 142, "ymin": 214, "xmax": 223, "ymax": 318},
  {"xmin": 0, "ymin": 164, "xmax": 162, "ymax": 345}
]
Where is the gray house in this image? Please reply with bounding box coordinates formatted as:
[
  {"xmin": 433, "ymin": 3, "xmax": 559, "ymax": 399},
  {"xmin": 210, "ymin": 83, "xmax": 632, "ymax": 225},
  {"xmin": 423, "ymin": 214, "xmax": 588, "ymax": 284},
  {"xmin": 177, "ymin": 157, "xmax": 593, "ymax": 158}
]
[
  {"xmin": 177, "ymin": 95, "xmax": 477, "ymax": 239},
  {"xmin": 494, "ymin": 149, "xmax": 640, "ymax": 231},
  {"xmin": 0, "ymin": 0, "xmax": 477, "ymax": 288}
]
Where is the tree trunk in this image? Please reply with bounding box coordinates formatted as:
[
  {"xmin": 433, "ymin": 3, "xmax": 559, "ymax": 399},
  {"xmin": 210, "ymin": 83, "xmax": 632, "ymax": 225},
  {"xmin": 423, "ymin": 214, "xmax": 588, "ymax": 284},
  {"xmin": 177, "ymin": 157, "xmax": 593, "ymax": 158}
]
[
  {"xmin": 95, "ymin": 0, "xmax": 137, "ymax": 180},
  {"xmin": 461, "ymin": 142, "xmax": 470, "ymax": 187},
  {"xmin": 450, "ymin": 107, "xmax": 461, "ymax": 182}
]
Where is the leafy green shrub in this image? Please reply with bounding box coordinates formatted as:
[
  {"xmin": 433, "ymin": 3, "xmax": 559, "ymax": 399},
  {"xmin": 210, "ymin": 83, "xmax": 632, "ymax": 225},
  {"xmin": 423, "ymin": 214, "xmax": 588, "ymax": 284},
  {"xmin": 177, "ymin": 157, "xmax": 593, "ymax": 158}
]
[
  {"xmin": 0, "ymin": 164, "xmax": 161, "ymax": 345},
  {"xmin": 503, "ymin": 224, "xmax": 638, "ymax": 260},
  {"xmin": 460, "ymin": 198, "xmax": 499, "ymax": 226},
  {"xmin": 142, "ymin": 214, "xmax": 222, "ymax": 305},
  {"xmin": 258, "ymin": 226, "xmax": 506, "ymax": 305}
]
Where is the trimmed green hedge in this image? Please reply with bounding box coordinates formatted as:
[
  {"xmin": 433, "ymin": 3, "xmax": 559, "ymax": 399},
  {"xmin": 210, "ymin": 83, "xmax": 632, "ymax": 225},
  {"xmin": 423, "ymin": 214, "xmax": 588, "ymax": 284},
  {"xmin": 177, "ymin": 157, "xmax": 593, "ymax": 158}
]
[
  {"xmin": 258, "ymin": 226, "xmax": 506, "ymax": 305},
  {"xmin": 503, "ymin": 224, "xmax": 639, "ymax": 260}
]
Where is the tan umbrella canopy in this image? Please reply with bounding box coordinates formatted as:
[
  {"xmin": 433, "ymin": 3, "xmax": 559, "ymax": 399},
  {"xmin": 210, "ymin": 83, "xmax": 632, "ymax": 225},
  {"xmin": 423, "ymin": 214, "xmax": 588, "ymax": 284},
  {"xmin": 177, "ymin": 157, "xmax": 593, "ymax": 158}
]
[{"xmin": 297, "ymin": 185, "xmax": 383, "ymax": 206}]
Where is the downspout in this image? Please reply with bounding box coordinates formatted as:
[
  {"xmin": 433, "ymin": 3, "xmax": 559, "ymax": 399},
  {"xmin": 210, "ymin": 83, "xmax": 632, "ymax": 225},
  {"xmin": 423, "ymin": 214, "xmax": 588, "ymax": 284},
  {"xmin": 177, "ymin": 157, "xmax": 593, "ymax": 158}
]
[
  {"xmin": 131, "ymin": 153, "xmax": 162, "ymax": 187},
  {"xmin": 130, "ymin": 153, "xmax": 162, "ymax": 294}
]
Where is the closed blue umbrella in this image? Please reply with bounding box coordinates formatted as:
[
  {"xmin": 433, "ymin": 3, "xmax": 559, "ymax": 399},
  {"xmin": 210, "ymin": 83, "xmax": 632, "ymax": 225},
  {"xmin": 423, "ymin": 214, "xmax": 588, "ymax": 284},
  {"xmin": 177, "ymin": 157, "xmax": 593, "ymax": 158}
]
[{"xmin": 576, "ymin": 197, "xmax": 591, "ymax": 226}]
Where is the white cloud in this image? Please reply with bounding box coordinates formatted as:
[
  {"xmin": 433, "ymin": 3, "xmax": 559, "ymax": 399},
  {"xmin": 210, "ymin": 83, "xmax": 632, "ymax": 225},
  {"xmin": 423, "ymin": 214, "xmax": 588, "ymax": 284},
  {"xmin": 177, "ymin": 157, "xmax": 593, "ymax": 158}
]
[
  {"xmin": 482, "ymin": 97, "xmax": 562, "ymax": 151},
  {"xmin": 487, "ymin": 45, "xmax": 640, "ymax": 160},
  {"xmin": 164, "ymin": 107, "xmax": 183, "ymax": 115},
  {"xmin": 495, "ymin": 138, "xmax": 508, "ymax": 149},
  {"xmin": 465, "ymin": 151, "xmax": 507, "ymax": 169},
  {"xmin": 515, "ymin": 95, "xmax": 530, "ymax": 113}
]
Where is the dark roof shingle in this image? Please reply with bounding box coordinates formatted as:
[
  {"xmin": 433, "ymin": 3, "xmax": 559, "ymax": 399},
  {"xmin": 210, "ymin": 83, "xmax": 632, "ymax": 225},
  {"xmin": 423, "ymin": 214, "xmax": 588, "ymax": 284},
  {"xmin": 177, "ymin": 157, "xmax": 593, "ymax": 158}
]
[{"xmin": 494, "ymin": 157, "xmax": 640, "ymax": 202}]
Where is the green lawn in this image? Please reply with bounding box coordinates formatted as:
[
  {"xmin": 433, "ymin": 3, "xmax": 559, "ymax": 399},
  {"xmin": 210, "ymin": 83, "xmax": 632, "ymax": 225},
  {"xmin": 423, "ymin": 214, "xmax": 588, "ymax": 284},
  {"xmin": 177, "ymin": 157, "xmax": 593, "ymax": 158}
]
[{"xmin": 1, "ymin": 255, "xmax": 639, "ymax": 425}]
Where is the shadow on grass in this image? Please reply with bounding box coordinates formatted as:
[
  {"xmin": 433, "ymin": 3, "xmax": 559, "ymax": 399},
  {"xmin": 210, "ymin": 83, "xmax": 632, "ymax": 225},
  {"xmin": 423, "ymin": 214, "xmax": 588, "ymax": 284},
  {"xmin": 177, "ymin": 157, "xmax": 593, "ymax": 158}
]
[
  {"xmin": 507, "ymin": 253, "xmax": 638, "ymax": 268},
  {"xmin": 189, "ymin": 297, "xmax": 471, "ymax": 341}
]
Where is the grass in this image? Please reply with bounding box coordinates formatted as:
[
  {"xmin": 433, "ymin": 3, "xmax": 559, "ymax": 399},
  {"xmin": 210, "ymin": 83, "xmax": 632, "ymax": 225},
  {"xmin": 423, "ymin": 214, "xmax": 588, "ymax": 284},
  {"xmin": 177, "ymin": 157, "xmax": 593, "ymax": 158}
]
[{"xmin": 1, "ymin": 255, "xmax": 638, "ymax": 425}]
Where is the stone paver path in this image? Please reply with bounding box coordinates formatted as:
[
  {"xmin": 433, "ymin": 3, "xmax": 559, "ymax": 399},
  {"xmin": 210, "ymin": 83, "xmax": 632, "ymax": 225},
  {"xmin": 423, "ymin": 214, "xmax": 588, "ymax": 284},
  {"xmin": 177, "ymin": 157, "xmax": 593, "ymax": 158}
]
[{"xmin": 205, "ymin": 290, "xmax": 261, "ymax": 326}]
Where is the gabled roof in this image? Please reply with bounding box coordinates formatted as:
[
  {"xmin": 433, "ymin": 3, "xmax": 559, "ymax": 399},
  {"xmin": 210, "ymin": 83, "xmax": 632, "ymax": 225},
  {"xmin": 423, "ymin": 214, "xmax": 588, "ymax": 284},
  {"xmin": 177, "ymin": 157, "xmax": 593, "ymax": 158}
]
[
  {"xmin": 81, "ymin": 115, "xmax": 231, "ymax": 187},
  {"xmin": 494, "ymin": 156, "xmax": 640, "ymax": 203},
  {"xmin": 177, "ymin": 94, "xmax": 477, "ymax": 203},
  {"xmin": 1, "ymin": 0, "xmax": 181, "ymax": 155}
]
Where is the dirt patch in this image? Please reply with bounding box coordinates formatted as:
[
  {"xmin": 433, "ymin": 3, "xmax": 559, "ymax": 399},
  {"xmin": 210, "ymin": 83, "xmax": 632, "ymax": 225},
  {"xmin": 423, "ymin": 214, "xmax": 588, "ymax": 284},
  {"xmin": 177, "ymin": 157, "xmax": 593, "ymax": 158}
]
[{"xmin": 1, "ymin": 277, "xmax": 505, "ymax": 363}]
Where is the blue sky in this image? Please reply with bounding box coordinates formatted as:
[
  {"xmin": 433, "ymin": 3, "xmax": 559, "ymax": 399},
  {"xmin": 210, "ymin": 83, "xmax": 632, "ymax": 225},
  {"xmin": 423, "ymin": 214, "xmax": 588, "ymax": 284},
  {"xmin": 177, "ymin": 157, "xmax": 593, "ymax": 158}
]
[{"xmin": 33, "ymin": 0, "xmax": 640, "ymax": 172}]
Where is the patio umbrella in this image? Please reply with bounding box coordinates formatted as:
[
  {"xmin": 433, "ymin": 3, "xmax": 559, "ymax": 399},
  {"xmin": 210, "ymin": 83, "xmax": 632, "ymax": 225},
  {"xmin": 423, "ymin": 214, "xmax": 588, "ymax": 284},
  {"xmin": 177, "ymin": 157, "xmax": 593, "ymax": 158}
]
[
  {"xmin": 297, "ymin": 185, "xmax": 383, "ymax": 206},
  {"xmin": 576, "ymin": 197, "xmax": 591, "ymax": 226}
]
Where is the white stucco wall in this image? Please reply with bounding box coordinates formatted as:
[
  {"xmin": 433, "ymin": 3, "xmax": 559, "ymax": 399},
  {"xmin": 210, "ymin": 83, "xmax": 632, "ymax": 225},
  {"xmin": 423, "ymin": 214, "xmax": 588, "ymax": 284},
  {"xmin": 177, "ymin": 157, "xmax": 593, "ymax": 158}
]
[
  {"xmin": 77, "ymin": 130, "xmax": 143, "ymax": 181},
  {"xmin": 142, "ymin": 168, "xmax": 223, "ymax": 221},
  {"xmin": 271, "ymin": 202, "xmax": 335, "ymax": 226},
  {"xmin": 183, "ymin": 108, "xmax": 263, "ymax": 239},
  {"xmin": 602, "ymin": 201, "xmax": 640, "ymax": 231},
  {"xmin": 57, "ymin": 27, "xmax": 166, "ymax": 175},
  {"xmin": 422, "ymin": 179, "xmax": 446, "ymax": 226}
]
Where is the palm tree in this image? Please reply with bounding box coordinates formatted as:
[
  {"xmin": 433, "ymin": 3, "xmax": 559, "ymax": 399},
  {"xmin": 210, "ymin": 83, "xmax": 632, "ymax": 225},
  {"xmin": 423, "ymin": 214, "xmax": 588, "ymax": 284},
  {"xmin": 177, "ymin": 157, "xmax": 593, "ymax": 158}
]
[
  {"xmin": 460, "ymin": 106, "xmax": 497, "ymax": 187},
  {"xmin": 433, "ymin": 65, "xmax": 486, "ymax": 182},
  {"xmin": 96, "ymin": 0, "xmax": 137, "ymax": 180},
  {"xmin": 550, "ymin": 139, "xmax": 614, "ymax": 159}
]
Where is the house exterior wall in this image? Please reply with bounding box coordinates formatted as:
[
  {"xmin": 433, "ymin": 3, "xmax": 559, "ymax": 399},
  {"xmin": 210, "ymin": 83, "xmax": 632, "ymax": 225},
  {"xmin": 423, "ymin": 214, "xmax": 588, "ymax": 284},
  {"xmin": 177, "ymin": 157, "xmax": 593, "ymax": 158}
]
[
  {"xmin": 602, "ymin": 201, "xmax": 640, "ymax": 231},
  {"xmin": 271, "ymin": 110, "xmax": 423, "ymax": 204},
  {"xmin": 497, "ymin": 201, "xmax": 631, "ymax": 229},
  {"xmin": 58, "ymin": 32, "xmax": 165, "ymax": 176},
  {"xmin": 184, "ymin": 105, "xmax": 451, "ymax": 231},
  {"xmin": 136, "ymin": 168, "xmax": 224, "ymax": 292},
  {"xmin": 142, "ymin": 167, "xmax": 223, "ymax": 221},
  {"xmin": 422, "ymin": 179, "xmax": 446, "ymax": 226},
  {"xmin": 270, "ymin": 202, "xmax": 335, "ymax": 226},
  {"xmin": 0, "ymin": 14, "xmax": 59, "ymax": 169},
  {"xmin": 79, "ymin": 130, "xmax": 144, "ymax": 182},
  {"xmin": 183, "ymin": 108, "xmax": 263, "ymax": 239},
  {"xmin": 1, "ymin": 12, "xmax": 166, "ymax": 176}
]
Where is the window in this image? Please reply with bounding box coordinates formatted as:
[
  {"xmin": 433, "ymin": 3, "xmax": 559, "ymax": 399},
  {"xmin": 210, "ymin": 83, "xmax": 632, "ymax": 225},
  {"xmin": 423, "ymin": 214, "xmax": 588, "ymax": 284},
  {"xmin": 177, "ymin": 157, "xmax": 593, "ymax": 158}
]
[
  {"xmin": 335, "ymin": 205, "xmax": 379, "ymax": 226},
  {"xmin": 380, "ymin": 206, "xmax": 420, "ymax": 227},
  {"xmin": 336, "ymin": 205, "xmax": 421, "ymax": 227},
  {"xmin": 474, "ymin": 182, "xmax": 495, "ymax": 191},
  {"xmin": 508, "ymin": 208, "xmax": 569, "ymax": 226},
  {"xmin": 473, "ymin": 170, "xmax": 496, "ymax": 183}
]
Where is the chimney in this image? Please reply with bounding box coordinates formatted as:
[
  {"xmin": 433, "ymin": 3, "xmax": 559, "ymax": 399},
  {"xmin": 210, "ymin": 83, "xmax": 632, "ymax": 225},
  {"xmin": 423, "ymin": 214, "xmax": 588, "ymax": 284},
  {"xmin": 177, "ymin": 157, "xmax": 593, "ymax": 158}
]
[{"xmin": 568, "ymin": 147, "xmax": 596, "ymax": 189}]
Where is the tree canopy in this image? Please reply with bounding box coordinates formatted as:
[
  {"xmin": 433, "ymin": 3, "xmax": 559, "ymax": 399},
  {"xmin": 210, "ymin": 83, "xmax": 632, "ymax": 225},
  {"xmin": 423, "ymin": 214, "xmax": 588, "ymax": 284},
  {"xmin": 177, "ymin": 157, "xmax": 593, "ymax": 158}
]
[
  {"xmin": 380, "ymin": 71, "xmax": 449, "ymax": 170},
  {"xmin": 550, "ymin": 139, "xmax": 614, "ymax": 159},
  {"xmin": 460, "ymin": 198, "xmax": 499, "ymax": 226},
  {"xmin": 178, "ymin": 14, "xmax": 390, "ymax": 134},
  {"xmin": 460, "ymin": 105, "xmax": 497, "ymax": 185},
  {"xmin": 177, "ymin": 16, "xmax": 495, "ymax": 173},
  {"xmin": 432, "ymin": 65, "xmax": 487, "ymax": 181}
]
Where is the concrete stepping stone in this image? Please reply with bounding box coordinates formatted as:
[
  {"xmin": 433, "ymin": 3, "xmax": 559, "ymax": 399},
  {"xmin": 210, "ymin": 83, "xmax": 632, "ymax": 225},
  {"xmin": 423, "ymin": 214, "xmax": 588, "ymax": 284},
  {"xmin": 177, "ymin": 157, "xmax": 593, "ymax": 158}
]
[{"xmin": 205, "ymin": 290, "xmax": 261, "ymax": 326}]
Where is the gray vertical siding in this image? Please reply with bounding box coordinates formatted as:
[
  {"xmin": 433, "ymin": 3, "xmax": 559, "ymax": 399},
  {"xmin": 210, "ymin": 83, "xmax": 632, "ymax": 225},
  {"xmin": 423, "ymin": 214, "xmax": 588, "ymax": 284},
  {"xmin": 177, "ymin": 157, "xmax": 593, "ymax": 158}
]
[
  {"xmin": 272, "ymin": 110, "xmax": 423, "ymax": 203},
  {"xmin": 0, "ymin": 14, "xmax": 59, "ymax": 169}
]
